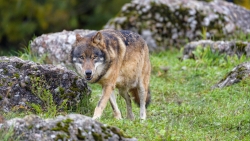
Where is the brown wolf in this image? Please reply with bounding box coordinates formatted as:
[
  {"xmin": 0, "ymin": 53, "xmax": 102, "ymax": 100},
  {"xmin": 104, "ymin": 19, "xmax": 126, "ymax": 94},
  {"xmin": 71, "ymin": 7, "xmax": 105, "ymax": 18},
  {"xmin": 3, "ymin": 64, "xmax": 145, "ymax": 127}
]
[{"xmin": 71, "ymin": 29, "xmax": 151, "ymax": 120}]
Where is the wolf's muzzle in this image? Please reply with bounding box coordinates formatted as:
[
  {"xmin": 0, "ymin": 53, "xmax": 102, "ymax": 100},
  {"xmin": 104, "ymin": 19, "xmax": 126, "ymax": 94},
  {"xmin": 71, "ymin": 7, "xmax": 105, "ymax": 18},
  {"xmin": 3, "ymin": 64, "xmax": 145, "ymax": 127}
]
[{"xmin": 85, "ymin": 70, "xmax": 92, "ymax": 80}]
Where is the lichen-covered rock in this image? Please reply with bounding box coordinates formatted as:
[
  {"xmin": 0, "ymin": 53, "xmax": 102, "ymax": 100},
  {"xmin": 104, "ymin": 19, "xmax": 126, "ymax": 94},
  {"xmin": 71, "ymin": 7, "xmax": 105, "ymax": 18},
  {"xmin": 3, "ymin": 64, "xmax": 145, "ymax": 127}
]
[
  {"xmin": 30, "ymin": 29, "xmax": 96, "ymax": 68},
  {"xmin": 105, "ymin": 0, "xmax": 250, "ymax": 51},
  {"xmin": 0, "ymin": 56, "xmax": 91, "ymax": 112},
  {"xmin": 213, "ymin": 62, "xmax": 250, "ymax": 88},
  {"xmin": 183, "ymin": 40, "xmax": 250, "ymax": 59},
  {"xmin": 0, "ymin": 114, "xmax": 137, "ymax": 141}
]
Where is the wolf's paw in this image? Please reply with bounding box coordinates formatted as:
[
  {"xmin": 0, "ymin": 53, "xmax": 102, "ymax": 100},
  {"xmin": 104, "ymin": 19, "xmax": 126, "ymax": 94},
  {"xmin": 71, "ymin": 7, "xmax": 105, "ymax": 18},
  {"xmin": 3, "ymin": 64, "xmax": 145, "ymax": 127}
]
[
  {"xmin": 114, "ymin": 116, "xmax": 122, "ymax": 120},
  {"xmin": 127, "ymin": 113, "xmax": 135, "ymax": 120},
  {"xmin": 140, "ymin": 113, "xmax": 146, "ymax": 120},
  {"xmin": 113, "ymin": 110, "xmax": 122, "ymax": 120},
  {"xmin": 92, "ymin": 116, "xmax": 101, "ymax": 120},
  {"xmin": 114, "ymin": 114, "xmax": 122, "ymax": 120}
]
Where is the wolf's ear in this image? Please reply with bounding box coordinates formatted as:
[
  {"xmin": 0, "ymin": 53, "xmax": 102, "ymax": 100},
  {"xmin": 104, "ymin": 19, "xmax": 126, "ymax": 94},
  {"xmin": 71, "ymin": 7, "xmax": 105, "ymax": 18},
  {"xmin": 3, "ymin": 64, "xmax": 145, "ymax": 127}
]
[
  {"xmin": 75, "ymin": 33, "xmax": 82, "ymax": 42},
  {"xmin": 92, "ymin": 32, "xmax": 103, "ymax": 45}
]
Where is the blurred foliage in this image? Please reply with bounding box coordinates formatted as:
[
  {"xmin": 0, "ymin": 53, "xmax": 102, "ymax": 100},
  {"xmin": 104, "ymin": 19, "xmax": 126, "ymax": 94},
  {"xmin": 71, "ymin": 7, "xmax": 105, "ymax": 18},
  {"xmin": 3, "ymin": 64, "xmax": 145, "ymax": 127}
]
[
  {"xmin": 200, "ymin": 0, "xmax": 250, "ymax": 9},
  {"xmin": 0, "ymin": 0, "xmax": 249, "ymax": 54},
  {"xmin": 0, "ymin": 0, "xmax": 130, "ymax": 53},
  {"xmin": 234, "ymin": 0, "xmax": 250, "ymax": 9}
]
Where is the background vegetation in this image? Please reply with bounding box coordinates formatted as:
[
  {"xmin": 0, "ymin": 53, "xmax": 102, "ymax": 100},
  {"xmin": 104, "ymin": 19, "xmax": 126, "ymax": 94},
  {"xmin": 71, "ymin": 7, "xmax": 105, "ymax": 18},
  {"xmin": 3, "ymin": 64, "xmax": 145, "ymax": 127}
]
[
  {"xmin": 0, "ymin": 0, "xmax": 130, "ymax": 54},
  {"xmin": 0, "ymin": 0, "xmax": 250, "ymax": 55}
]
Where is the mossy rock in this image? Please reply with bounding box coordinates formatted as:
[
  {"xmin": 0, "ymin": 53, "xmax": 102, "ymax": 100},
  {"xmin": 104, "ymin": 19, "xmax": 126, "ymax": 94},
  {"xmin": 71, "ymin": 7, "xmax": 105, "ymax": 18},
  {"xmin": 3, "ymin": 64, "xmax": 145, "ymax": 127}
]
[
  {"xmin": 0, "ymin": 56, "xmax": 91, "ymax": 114},
  {"xmin": 0, "ymin": 114, "xmax": 137, "ymax": 141},
  {"xmin": 105, "ymin": 0, "xmax": 250, "ymax": 51}
]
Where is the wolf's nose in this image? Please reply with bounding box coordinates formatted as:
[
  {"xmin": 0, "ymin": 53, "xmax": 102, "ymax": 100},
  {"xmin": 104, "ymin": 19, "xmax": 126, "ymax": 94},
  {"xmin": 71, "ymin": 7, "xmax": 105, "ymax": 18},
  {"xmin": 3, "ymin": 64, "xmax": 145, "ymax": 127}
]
[{"xmin": 85, "ymin": 70, "xmax": 92, "ymax": 76}]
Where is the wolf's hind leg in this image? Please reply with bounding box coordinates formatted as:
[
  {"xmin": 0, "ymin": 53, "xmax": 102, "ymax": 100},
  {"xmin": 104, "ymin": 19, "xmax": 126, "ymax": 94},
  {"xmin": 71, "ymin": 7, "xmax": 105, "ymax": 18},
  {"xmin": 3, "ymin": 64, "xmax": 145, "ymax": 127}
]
[
  {"xmin": 138, "ymin": 84, "xmax": 147, "ymax": 120},
  {"xmin": 119, "ymin": 89, "xmax": 134, "ymax": 120},
  {"xmin": 109, "ymin": 92, "xmax": 122, "ymax": 119}
]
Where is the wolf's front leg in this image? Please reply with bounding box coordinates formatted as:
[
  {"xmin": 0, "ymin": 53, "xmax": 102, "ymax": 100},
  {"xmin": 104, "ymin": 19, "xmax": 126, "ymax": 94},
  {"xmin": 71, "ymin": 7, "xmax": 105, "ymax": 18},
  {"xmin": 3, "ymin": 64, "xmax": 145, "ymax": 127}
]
[
  {"xmin": 109, "ymin": 92, "xmax": 122, "ymax": 119},
  {"xmin": 93, "ymin": 85, "xmax": 114, "ymax": 120}
]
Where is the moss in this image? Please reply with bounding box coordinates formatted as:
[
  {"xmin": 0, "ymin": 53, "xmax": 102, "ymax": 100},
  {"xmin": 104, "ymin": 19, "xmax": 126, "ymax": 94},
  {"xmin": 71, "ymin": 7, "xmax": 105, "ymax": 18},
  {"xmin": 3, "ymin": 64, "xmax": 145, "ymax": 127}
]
[
  {"xmin": 15, "ymin": 63, "xmax": 23, "ymax": 69},
  {"xmin": 59, "ymin": 87, "xmax": 65, "ymax": 94},
  {"xmin": 76, "ymin": 128, "xmax": 86, "ymax": 140},
  {"xmin": 0, "ymin": 96, "xmax": 2, "ymax": 101},
  {"xmin": 64, "ymin": 92, "xmax": 76, "ymax": 99},
  {"xmin": 235, "ymin": 42, "xmax": 247, "ymax": 52},
  {"xmin": 92, "ymin": 132, "xmax": 103, "ymax": 141},
  {"xmin": 27, "ymin": 125, "xmax": 33, "ymax": 130},
  {"xmin": 55, "ymin": 133, "xmax": 69, "ymax": 141},
  {"xmin": 13, "ymin": 73, "xmax": 20, "ymax": 79},
  {"xmin": 110, "ymin": 127, "xmax": 131, "ymax": 138},
  {"xmin": 3, "ymin": 68, "xmax": 8, "ymax": 75},
  {"xmin": 58, "ymin": 86, "xmax": 67, "ymax": 99},
  {"xmin": 237, "ymin": 66, "xmax": 247, "ymax": 72},
  {"xmin": 235, "ymin": 66, "xmax": 247, "ymax": 80},
  {"xmin": 69, "ymin": 79, "xmax": 80, "ymax": 92},
  {"xmin": 7, "ymin": 82, "xmax": 12, "ymax": 86},
  {"xmin": 60, "ymin": 93, "xmax": 69, "ymax": 99},
  {"xmin": 101, "ymin": 126, "xmax": 107, "ymax": 132},
  {"xmin": 52, "ymin": 118, "xmax": 73, "ymax": 135},
  {"xmin": 220, "ymin": 65, "xmax": 247, "ymax": 84},
  {"xmin": 101, "ymin": 125, "xmax": 112, "ymax": 138},
  {"xmin": 104, "ymin": 133, "xmax": 112, "ymax": 139}
]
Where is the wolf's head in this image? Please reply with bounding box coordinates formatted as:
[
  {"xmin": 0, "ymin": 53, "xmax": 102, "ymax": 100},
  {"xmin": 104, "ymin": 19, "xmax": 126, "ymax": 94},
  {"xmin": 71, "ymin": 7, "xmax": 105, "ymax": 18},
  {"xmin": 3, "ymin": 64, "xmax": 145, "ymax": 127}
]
[{"xmin": 71, "ymin": 32, "xmax": 106, "ymax": 83}]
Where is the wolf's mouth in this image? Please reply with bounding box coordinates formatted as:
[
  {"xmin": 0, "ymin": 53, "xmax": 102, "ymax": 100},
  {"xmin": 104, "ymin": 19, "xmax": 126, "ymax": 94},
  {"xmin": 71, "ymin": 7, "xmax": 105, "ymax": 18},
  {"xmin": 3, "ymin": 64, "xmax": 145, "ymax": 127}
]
[{"xmin": 85, "ymin": 76, "xmax": 92, "ymax": 81}]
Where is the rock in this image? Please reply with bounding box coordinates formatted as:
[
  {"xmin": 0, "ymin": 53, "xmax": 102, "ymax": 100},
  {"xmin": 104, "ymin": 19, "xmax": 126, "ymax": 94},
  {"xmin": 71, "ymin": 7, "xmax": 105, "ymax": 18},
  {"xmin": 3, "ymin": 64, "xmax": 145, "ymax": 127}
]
[
  {"xmin": 182, "ymin": 40, "xmax": 250, "ymax": 59},
  {"xmin": 104, "ymin": 0, "xmax": 250, "ymax": 51},
  {"xmin": 0, "ymin": 56, "xmax": 91, "ymax": 113},
  {"xmin": 0, "ymin": 114, "xmax": 137, "ymax": 141},
  {"xmin": 213, "ymin": 62, "xmax": 250, "ymax": 88},
  {"xmin": 30, "ymin": 29, "xmax": 96, "ymax": 68}
]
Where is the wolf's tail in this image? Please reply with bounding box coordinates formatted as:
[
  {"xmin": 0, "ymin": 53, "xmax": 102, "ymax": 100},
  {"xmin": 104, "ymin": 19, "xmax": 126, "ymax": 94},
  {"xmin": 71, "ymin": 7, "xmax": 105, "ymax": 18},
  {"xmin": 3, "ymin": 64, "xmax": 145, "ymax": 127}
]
[{"xmin": 130, "ymin": 87, "xmax": 151, "ymax": 108}]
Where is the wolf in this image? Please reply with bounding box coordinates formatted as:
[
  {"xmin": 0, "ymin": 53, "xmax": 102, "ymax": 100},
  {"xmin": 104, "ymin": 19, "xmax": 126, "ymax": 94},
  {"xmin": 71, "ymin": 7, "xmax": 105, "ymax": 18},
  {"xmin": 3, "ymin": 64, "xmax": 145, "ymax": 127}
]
[{"xmin": 71, "ymin": 29, "xmax": 151, "ymax": 120}]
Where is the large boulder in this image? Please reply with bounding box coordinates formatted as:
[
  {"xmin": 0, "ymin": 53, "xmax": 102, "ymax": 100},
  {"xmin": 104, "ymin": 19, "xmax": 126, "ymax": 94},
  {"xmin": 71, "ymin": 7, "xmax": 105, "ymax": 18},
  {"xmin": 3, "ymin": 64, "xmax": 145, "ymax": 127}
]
[
  {"xmin": 30, "ymin": 29, "xmax": 96, "ymax": 68},
  {"xmin": 0, "ymin": 56, "xmax": 91, "ymax": 113},
  {"xmin": 105, "ymin": 0, "xmax": 250, "ymax": 51},
  {"xmin": 213, "ymin": 62, "xmax": 250, "ymax": 88},
  {"xmin": 0, "ymin": 114, "xmax": 137, "ymax": 141},
  {"xmin": 182, "ymin": 40, "xmax": 250, "ymax": 59}
]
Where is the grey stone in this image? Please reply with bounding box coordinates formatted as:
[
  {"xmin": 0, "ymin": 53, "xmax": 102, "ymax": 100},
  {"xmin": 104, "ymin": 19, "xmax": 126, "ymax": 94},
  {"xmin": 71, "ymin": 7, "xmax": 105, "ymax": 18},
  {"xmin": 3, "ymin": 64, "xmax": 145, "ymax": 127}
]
[
  {"xmin": 0, "ymin": 56, "xmax": 91, "ymax": 112},
  {"xmin": 213, "ymin": 62, "xmax": 250, "ymax": 88},
  {"xmin": 105, "ymin": 0, "xmax": 250, "ymax": 51},
  {"xmin": 0, "ymin": 114, "xmax": 137, "ymax": 141},
  {"xmin": 30, "ymin": 29, "xmax": 96, "ymax": 68},
  {"xmin": 182, "ymin": 40, "xmax": 250, "ymax": 60}
]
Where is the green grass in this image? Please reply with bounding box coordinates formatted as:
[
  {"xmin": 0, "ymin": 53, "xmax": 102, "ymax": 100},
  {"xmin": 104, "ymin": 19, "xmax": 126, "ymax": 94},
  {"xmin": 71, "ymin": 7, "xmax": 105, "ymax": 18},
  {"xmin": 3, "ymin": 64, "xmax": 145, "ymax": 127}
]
[{"xmin": 2, "ymin": 42, "xmax": 250, "ymax": 140}]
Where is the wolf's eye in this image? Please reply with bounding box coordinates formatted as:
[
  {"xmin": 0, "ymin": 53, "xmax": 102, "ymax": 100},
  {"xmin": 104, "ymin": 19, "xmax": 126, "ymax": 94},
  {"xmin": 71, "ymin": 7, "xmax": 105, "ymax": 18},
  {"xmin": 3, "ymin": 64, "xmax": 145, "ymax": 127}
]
[
  {"xmin": 79, "ymin": 56, "xmax": 84, "ymax": 59},
  {"xmin": 93, "ymin": 56, "xmax": 97, "ymax": 60}
]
